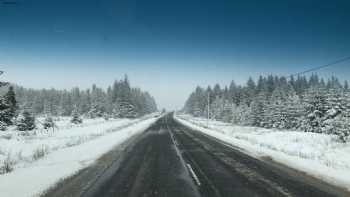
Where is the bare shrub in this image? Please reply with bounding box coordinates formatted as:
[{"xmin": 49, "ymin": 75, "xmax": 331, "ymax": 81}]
[
  {"xmin": 32, "ymin": 145, "xmax": 49, "ymax": 161},
  {"xmin": 0, "ymin": 154, "xmax": 16, "ymax": 174}
]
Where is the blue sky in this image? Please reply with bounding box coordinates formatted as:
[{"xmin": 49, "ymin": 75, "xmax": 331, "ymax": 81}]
[{"xmin": 1, "ymin": 0, "xmax": 350, "ymax": 109}]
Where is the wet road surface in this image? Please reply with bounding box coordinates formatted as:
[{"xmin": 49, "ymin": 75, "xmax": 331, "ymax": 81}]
[{"xmin": 43, "ymin": 114, "xmax": 349, "ymax": 197}]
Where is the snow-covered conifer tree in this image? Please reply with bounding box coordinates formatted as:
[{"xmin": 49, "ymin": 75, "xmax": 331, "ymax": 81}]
[
  {"xmin": 249, "ymin": 93, "xmax": 266, "ymax": 126},
  {"xmin": 302, "ymin": 86, "xmax": 328, "ymax": 133},
  {"xmin": 43, "ymin": 116, "xmax": 55, "ymax": 130},
  {"xmin": 4, "ymin": 86, "xmax": 17, "ymax": 122},
  {"xmin": 71, "ymin": 106, "xmax": 83, "ymax": 124},
  {"xmin": 17, "ymin": 111, "xmax": 36, "ymax": 131}
]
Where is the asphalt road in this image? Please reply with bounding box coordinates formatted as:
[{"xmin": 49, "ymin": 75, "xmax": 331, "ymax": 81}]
[{"xmin": 43, "ymin": 114, "xmax": 350, "ymax": 197}]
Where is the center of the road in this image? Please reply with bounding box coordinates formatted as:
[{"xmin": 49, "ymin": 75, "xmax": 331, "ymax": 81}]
[{"xmin": 166, "ymin": 115, "xmax": 202, "ymax": 188}]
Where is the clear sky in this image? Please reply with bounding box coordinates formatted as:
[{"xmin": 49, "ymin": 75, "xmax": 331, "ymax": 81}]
[{"xmin": 1, "ymin": 0, "xmax": 350, "ymax": 110}]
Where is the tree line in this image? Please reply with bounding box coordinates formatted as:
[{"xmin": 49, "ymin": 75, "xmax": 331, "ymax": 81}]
[
  {"xmin": 0, "ymin": 75, "xmax": 157, "ymax": 131},
  {"xmin": 183, "ymin": 74, "xmax": 350, "ymax": 142}
]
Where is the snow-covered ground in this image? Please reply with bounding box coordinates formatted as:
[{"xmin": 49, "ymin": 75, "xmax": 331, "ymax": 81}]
[
  {"xmin": 0, "ymin": 114, "xmax": 160, "ymax": 197},
  {"xmin": 175, "ymin": 114, "xmax": 350, "ymax": 191}
]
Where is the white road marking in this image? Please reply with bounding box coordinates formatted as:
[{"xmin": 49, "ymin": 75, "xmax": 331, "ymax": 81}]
[
  {"xmin": 186, "ymin": 163, "xmax": 201, "ymax": 186},
  {"xmin": 165, "ymin": 115, "xmax": 202, "ymax": 188}
]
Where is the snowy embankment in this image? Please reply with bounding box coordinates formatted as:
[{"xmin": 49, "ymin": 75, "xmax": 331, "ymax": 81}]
[
  {"xmin": 175, "ymin": 114, "xmax": 350, "ymax": 191},
  {"xmin": 0, "ymin": 114, "xmax": 160, "ymax": 197}
]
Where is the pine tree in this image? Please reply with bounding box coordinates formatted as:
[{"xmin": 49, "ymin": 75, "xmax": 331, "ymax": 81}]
[
  {"xmin": 4, "ymin": 86, "xmax": 17, "ymax": 122},
  {"xmin": 0, "ymin": 98, "xmax": 11, "ymax": 128},
  {"xmin": 11, "ymin": 75, "xmax": 157, "ymax": 118},
  {"xmin": 265, "ymin": 82, "xmax": 301, "ymax": 129},
  {"xmin": 302, "ymin": 87, "xmax": 328, "ymax": 133},
  {"xmin": 17, "ymin": 111, "xmax": 36, "ymax": 131},
  {"xmin": 331, "ymin": 115, "xmax": 350, "ymax": 142},
  {"xmin": 183, "ymin": 74, "xmax": 350, "ymax": 141},
  {"xmin": 111, "ymin": 103, "xmax": 120, "ymax": 118},
  {"xmin": 344, "ymin": 80, "xmax": 349, "ymax": 91},
  {"xmin": 233, "ymin": 103, "xmax": 251, "ymax": 125},
  {"xmin": 331, "ymin": 91, "xmax": 350, "ymax": 142},
  {"xmin": 117, "ymin": 101, "xmax": 137, "ymax": 118},
  {"xmin": 87, "ymin": 103, "xmax": 104, "ymax": 118},
  {"xmin": 0, "ymin": 86, "xmax": 17, "ymax": 128},
  {"xmin": 213, "ymin": 84, "xmax": 222, "ymax": 99},
  {"xmin": 71, "ymin": 106, "xmax": 83, "ymax": 124},
  {"xmin": 43, "ymin": 116, "xmax": 55, "ymax": 130},
  {"xmin": 43, "ymin": 101, "xmax": 52, "ymax": 117},
  {"xmin": 221, "ymin": 99, "xmax": 233, "ymax": 122},
  {"xmin": 231, "ymin": 104, "xmax": 241, "ymax": 125},
  {"xmin": 244, "ymin": 77, "xmax": 256, "ymax": 106},
  {"xmin": 283, "ymin": 88, "xmax": 303, "ymax": 129},
  {"xmin": 268, "ymin": 85, "xmax": 287, "ymax": 128},
  {"xmin": 249, "ymin": 93, "xmax": 266, "ymax": 126},
  {"xmin": 210, "ymin": 96, "xmax": 224, "ymax": 120},
  {"xmin": 116, "ymin": 75, "xmax": 137, "ymax": 118}
]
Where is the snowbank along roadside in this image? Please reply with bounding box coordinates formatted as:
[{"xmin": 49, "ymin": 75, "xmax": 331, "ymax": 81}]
[
  {"xmin": 0, "ymin": 114, "xmax": 160, "ymax": 197},
  {"xmin": 175, "ymin": 114, "xmax": 350, "ymax": 192}
]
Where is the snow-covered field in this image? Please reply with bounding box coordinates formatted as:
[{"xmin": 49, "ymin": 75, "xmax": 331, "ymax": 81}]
[
  {"xmin": 175, "ymin": 114, "xmax": 350, "ymax": 191},
  {"xmin": 0, "ymin": 114, "xmax": 160, "ymax": 197}
]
